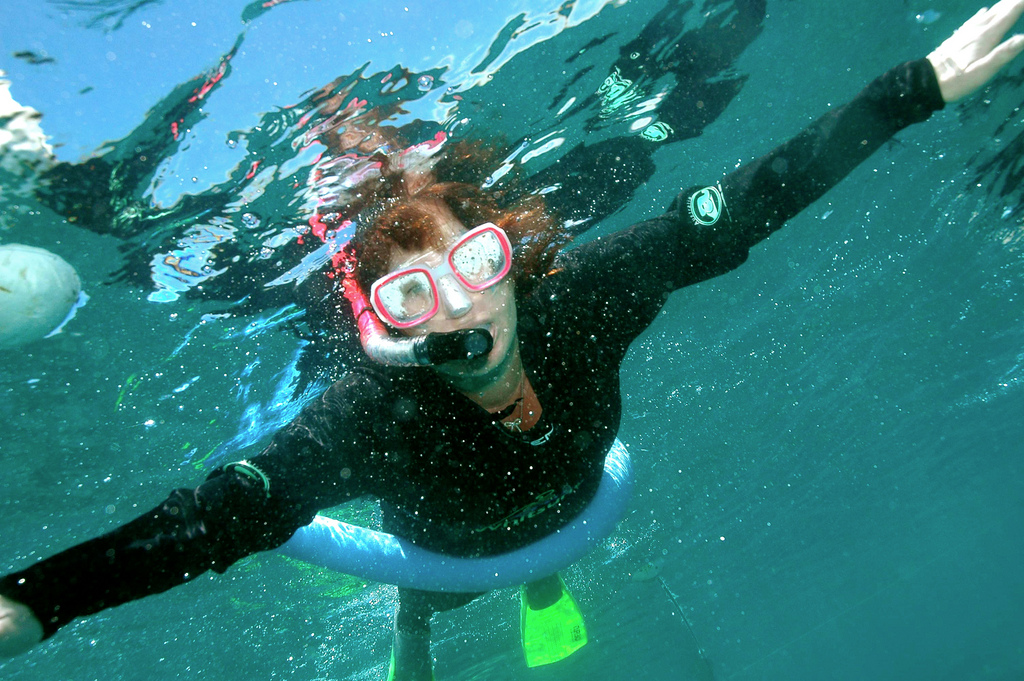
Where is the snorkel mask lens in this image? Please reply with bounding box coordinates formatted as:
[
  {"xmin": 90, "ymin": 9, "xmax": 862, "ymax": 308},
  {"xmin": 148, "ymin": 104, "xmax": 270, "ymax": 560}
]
[
  {"xmin": 372, "ymin": 269, "xmax": 439, "ymax": 328},
  {"xmin": 449, "ymin": 228, "xmax": 510, "ymax": 289}
]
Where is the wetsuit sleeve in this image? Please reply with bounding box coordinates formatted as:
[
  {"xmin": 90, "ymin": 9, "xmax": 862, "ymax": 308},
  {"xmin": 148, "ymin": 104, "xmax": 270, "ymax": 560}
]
[
  {"xmin": 550, "ymin": 58, "xmax": 945, "ymax": 351},
  {"xmin": 0, "ymin": 370, "xmax": 385, "ymax": 639},
  {"xmin": 708, "ymin": 58, "xmax": 944, "ymax": 248}
]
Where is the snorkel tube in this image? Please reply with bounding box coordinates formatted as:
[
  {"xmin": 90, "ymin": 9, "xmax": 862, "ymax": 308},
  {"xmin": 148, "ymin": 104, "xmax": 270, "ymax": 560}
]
[{"xmin": 337, "ymin": 246, "xmax": 493, "ymax": 366}]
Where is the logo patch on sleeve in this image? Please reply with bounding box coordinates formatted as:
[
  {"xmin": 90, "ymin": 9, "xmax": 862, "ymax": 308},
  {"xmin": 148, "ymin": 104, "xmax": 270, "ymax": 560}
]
[{"xmin": 688, "ymin": 185, "xmax": 724, "ymax": 226}]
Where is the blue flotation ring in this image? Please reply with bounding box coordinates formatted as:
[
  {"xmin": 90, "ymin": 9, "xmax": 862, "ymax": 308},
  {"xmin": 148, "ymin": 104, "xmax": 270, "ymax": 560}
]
[{"xmin": 278, "ymin": 439, "xmax": 633, "ymax": 592}]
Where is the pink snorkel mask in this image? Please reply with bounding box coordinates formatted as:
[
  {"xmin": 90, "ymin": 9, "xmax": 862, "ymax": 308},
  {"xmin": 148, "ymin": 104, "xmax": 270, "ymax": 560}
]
[{"xmin": 369, "ymin": 223, "xmax": 513, "ymax": 328}]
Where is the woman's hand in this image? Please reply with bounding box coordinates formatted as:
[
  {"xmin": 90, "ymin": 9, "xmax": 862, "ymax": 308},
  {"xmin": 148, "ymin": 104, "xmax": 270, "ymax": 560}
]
[
  {"xmin": 928, "ymin": 0, "xmax": 1024, "ymax": 102},
  {"xmin": 0, "ymin": 594, "xmax": 43, "ymax": 658}
]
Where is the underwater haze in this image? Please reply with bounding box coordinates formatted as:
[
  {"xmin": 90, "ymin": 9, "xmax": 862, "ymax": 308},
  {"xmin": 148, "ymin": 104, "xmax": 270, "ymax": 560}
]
[{"xmin": 2, "ymin": 0, "xmax": 1024, "ymax": 679}]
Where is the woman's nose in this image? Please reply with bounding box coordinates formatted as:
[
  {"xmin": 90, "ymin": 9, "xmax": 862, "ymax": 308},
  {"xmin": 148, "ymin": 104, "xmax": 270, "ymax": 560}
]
[{"xmin": 437, "ymin": 274, "xmax": 472, "ymax": 318}]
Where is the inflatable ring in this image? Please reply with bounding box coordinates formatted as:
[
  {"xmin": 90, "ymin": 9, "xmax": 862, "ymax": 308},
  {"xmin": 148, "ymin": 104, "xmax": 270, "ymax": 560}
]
[{"xmin": 278, "ymin": 438, "xmax": 633, "ymax": 592}]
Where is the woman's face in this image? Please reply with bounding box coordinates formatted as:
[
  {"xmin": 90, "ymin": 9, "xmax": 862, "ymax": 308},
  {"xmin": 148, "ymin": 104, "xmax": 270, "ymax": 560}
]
[{"xmin": 386, "ymin": 204, "xmax": 519, "ymax": 384}]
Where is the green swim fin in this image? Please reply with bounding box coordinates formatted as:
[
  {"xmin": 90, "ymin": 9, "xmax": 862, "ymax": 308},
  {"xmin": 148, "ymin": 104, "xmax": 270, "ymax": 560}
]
[
  {"xmin": 520, "ymin": 576, "xmax": 588, "ymax": 667},
  {"xmin": 386, "ymin": 639, "xmax": 435, "ymax": 681}
]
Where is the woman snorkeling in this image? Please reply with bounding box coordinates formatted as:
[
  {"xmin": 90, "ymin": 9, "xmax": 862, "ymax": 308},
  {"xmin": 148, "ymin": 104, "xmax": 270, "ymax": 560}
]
[{"xmin": 3, "ymin": 2, "xmax": 1024, "ymax": 680}]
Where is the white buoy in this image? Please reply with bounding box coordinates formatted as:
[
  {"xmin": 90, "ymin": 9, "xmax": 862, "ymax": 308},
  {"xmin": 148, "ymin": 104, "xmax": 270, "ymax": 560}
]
[{"xmin": 0, "ymin": 244, "xmax": 83, "ymax": 349}]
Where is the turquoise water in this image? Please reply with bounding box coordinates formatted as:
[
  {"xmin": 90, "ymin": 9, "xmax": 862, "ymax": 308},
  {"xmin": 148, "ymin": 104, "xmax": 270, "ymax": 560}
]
[{"xmin": 2, "ymin": 1, "xmax": 1024, "ymax": 679}]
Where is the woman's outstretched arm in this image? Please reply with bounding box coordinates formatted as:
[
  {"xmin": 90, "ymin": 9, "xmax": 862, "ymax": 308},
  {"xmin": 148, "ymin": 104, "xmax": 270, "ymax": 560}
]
[
  {"xmin": 715, "ymin": 0, "xmax": 1024, "ymax": 254},
  {"xmin": 0, "ymin": 371, "xmax": 385, "ymax": 658},
  {"xmin": 540, "ymin": 1, "xmax": 1024, "ymax": 357}
]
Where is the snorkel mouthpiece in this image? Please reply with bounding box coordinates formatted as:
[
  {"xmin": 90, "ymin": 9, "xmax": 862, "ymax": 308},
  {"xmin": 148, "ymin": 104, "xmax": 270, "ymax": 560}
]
[{"xmin": 421, "ymin": 328, "xmax": 494, "ymax": 364}]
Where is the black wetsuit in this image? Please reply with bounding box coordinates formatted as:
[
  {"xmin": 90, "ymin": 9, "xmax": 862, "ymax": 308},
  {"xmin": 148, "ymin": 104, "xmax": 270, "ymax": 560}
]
[{"xmin": 0, "ymin": 59, "xmax": 944, "ymax": 640}]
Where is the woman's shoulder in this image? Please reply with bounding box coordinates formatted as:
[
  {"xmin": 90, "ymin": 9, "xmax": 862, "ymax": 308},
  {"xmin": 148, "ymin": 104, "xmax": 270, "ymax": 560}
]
[
  {"xmin": 320, "ymin": 364, "xmax": 444, "ymax": 413},
  {"xmin": 319, "ymin": 366, "xmax": 396, "ymax": 409}
]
